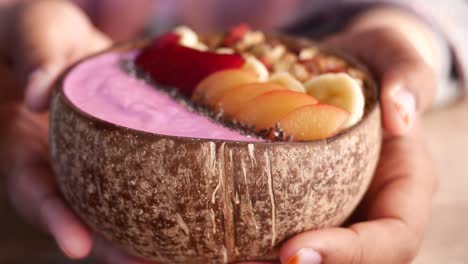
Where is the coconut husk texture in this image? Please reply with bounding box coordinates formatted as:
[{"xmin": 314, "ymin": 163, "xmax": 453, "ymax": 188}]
[{"xmin": 49, "ymin": 36, "xmax": 382, "ymax": 264}]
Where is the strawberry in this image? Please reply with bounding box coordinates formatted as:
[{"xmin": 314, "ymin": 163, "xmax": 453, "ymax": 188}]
[
  {"xmin": 135, "ymin": 33, "xmax": 245, "ymax": 97},
  {"xmin": 223, "ymin": 23, "xmax": 251, "ymax": 46}
]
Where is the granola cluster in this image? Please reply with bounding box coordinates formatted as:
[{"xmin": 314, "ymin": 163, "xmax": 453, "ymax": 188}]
[{"xmin": 212, "ymin": 24, "xmax": 366, "ymax": 86}]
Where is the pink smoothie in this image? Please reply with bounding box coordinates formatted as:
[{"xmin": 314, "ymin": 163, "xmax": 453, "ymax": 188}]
[{"xmin": 64, "ymin": 52, "xmax": 260, "ymax": 141}]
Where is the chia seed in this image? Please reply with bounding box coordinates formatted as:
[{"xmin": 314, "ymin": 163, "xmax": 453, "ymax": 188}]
[{"xmin": 120, "ymin": 58, "xmax": 294, "ymax": 142}]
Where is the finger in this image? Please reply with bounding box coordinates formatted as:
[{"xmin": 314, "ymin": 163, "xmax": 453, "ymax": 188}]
[
  {"xmin": 325, "ymin": 27, "xmax": 437, "ymax": 135},
  {"xmin": 280, "ymin": 221, "xmax": 414, "ymax": 264},
  {"xmin": 377, "ymin": 41, "xmax": 435, "ymax": 136},
  {"xmin": 13, "ymin": 0, "xmax": 111, "ymax": 112},
  {"xmin": 6, "ymin": 150, "xmax": 92, "ymax": 259},
  {"xmin": 92, "ymin": 236, "xmax": 154, "ymax": 264},
  {"xmin": 279, "ymin": 123, "xmax": 437, "ymax": 264},
  {"xmin": 41, "ymin": 195, "xmax": 93, "ymax": 259},
  {"xmin": 24, "ymin": 63, "xmax": 65, "ymax": 111},
  {"xmin": 23, "ymin": 29, "xmax": 111, "ymax": 112}
]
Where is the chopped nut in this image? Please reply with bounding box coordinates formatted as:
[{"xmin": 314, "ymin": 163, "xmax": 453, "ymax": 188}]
[
  {"xmin": 174, "ymin": 26, "xmax": 199, "ymax": 48},
  {"xmin": 244, "ymin": 55, "xmax": 270, "ymax": 82},
  {"xmin": 243, "ymin": 31, "xmax": 265, "ymax": 46},
  {"xmin": 273, "ymin": 52, "xmax": 297, "ymax": 72},
  {"xmin": 273, "ymin": 61, "xmax": 290, "ymax": 72},
  {"xmin": 283, "ymin": 52, "xmax": 298, "ymax": 65},
  {"xmin": 299, "ymin": 47, "xmax": 318, "ymax": 60},
  {"xmin": 266, "ymin": 45, "xmax": 286, "ymax": 63},
  {"xmin": 302, "ymin": 59, "xmax": 321, "ymax": 75},
  {"xmin": 348, "ymin": 68, "xmax": 366, "ymax": 80},
  {"xmin": 250, "ymin": 43, "xmax": 270, "ymax": 57},
  {"xmin": 216, "ymin": 47, "xmax": 235, "ymax": 54},
  {"xmin": 291, "ymin": 63, "xmax": 309, "ymax": 82},
  {"xmin": 317, "ymin": 55, "xmax": 347, "ymax": 73},
  {"xmin": 235, "ymin": 31, "xmax": 265, "ymax": 51},
  {"xmin": 193, "ymin": 42, "xmax": 208, "ymax": 51}
]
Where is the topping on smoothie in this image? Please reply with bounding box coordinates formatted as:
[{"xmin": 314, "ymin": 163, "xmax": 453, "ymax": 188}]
[{"xmin": 135, "ymin": 25, "xmax": 367, "ymax": 141}]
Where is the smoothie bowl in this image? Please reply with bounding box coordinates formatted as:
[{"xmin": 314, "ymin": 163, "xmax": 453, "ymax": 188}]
[{"xmin": 49, "ymin": 25, "xmax": 381, "ymax": 264}]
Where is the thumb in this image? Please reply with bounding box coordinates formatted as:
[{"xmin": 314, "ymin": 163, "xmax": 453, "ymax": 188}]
[
  {"xmin": 13, "ymin": 0, "xmax": 111, "ymax": 112},
  {"xmin": 324, "ymin": 27, "xmax": 437, "ymax": 136},
  {"xmin": 279, "ymin": 220, "xmax": 419, "ymax": 264},
  {"xmin": 378, "ymin": 55, "xmax": 435, "ymax": 136},
  {"xmin": 23, "ymin": 29, "xmax": 111, "ymax": 112}
]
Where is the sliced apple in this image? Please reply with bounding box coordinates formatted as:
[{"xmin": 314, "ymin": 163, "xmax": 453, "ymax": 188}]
[
  {"xmin": 192, "ymin": 69, "xmax": 258, "ymax": 105},
  {"xmin": 278, "ymin": 104, "xmax": 349, "ymax": 141},
  {"xmin": 215, "ymin": 82, "xmax": 286, "ymax": 115},
  {"xmin": 234, "ymin": 90, "xmax": 319, "ymax": 130}
]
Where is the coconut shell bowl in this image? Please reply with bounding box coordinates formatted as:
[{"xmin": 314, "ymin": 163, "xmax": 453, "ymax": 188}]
[{"xmin": 49, "ymin": 28, "xmax": 381, "ymax": 264}]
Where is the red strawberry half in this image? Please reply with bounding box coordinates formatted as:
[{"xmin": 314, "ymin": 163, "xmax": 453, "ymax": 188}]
[{"xmin": 135, "ymin": 33, "xmax": 245, "ymax": 97}]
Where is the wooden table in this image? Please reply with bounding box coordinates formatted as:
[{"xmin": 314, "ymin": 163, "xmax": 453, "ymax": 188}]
[
  {"xmin": 1, "ymin": 101, "xmax": 467, "ymax": 264},
  {"xmin": 414, "ymin": 100, "xmax": 468, "ymax": 264}
]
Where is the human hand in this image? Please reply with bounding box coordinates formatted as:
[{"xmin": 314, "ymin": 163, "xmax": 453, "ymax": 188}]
[
  {"xmin": 324, "ymin": 8, "xmax": 438, "ymax": 137},
  {"xmin": 2, "ymin": 3, "xmax": 438, "ymax": 264},
  {"xmin": 0, "ymin": 105, "xmax": 155, "ymax": 263},
  {"xmin": 2, "ymin": 0, "xmax": 111, "ymax": 111},
  {"xmin": 238, "ymin": 124, "xmax": 436, "ymax": 264},
  {"xmin": 1, "ymin": 0, "xmax": 154, "ymax": 263},
  {"xmin": 239, "ymin": 9, "xmax": 439, "ymax": 264}
]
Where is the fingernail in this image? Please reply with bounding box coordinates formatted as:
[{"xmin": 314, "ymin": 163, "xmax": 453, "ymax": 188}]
[
  {"xmin": 392, "ymin": 88, "xmax": 416, "ymax": 129},
  {"xmin": 26, "ymin": 65, "xmax": 62, "ymax": 111},
  {"xmin": 28, "ymin": 68, "xmax": 54, "ymax": 96},
  {"xmin": 286, "ymin": 248, "xmax": 322, "ymax": 264}
]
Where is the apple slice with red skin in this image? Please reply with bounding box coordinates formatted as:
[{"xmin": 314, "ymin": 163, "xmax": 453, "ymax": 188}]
[
  {"xmin": 215, "ymin": 82, "xmax": 287, "ymax": 115},
  {"xmin": 234, "ymin": 90, "xmax": 319, "ymax": 131},
  {"xmin": 135, "ymin": 33, "xmax": 246, "ymax": 97},
  {"xmin": 278, "ymin": 104, "xmax": 349, "ymax": 141},
  {"xmin": 192, "ymin": 69, "xmax": 258, "ymax": 105}
]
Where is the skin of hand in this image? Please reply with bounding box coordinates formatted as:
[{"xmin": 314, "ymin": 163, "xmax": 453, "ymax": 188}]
[
  {"xmin": 241, "ymin": 123, "xmax": 437, "ymax": 264},
  {"xmin": 0, "ymin": 0, "xmax": 148, "ymax": 263},
  {"xmin": 0, "ymin": 1, "xmax": 438, "ymax": 264},
  {"xmin": 1, "ymin": 0, "xmax": 111, "ymax": 110},
  {"xmin": 326, "ymin": 7, "xmax": 438, "ymax": 137},
  {"xmin": 241, "ymin": 7, "xmax": 439, "ymax": 264}
]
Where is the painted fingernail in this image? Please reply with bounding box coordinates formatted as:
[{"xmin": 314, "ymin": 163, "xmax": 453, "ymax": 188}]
[
  {"xmin": 392, "ymin": 88, "xmax": 416, "ymax": 129},
  {"xmin": 287, "ymin": 248, "xmax": 322, "ymax": 264}
]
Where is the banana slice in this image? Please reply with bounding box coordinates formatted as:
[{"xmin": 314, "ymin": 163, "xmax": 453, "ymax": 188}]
[
  {"xmin": 269, "ymin": 72, "xmax": 305, "ymax": 93},
  {"xmin": 174, "ymin": 26, "xmax": 207, "ymax": 51},
  {"xmin": 243, "ymin": 55, "xmax": 269, "ymax": 82},
  {"xmin": 304, "ymin": 73, "xmax": 365, "ymax": 128}
]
